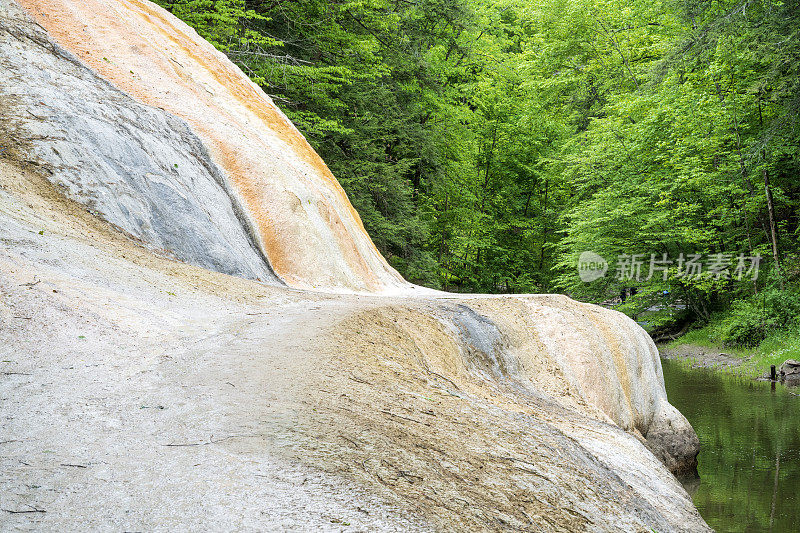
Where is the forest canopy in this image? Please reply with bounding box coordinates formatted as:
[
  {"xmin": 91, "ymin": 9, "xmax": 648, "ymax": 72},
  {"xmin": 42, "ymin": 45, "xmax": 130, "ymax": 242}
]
[{"xmin": 155, "ymin": 0, "xmax": 800, "ymax": 344}]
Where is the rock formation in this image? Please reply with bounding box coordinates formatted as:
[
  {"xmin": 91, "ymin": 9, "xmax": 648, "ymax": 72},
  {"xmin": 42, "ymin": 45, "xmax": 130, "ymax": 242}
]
[
  {"xmin": 779, "ymin": 359, "xmax": 800, "ymax": 382},
  {"xmin": 5, "ymin": 0, "xmax": 408, "ymax": 293},
  {"xmin": 0, "ymin": 0, "xmax": 706, "ymax": 530}
]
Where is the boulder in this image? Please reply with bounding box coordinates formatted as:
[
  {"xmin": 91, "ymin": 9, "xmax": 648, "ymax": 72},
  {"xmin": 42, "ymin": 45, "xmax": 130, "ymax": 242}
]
[{"xmin": 780, "ymin": 359, "xmax": 800, "ymax": 381}]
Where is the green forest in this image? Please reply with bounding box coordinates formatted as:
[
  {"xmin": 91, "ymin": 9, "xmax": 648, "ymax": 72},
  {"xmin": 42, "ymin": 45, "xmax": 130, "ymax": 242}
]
[{"xmin": 155, "ymin": 0, "xmax": 800, "ymax": 352}]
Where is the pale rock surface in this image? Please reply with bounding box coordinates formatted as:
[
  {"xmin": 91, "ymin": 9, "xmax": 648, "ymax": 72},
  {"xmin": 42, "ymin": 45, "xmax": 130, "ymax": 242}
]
[
  {"xmin": 0, "ymin": 0, "xmax": 708, "ymax": 530},
  {"xmin": 0, "ymin": 0, "xmax": 277, "ymax": 282},
  {"xmin": 13, "ymin": 0, "xmax": 409, "ymax": 292},
  {"xmin": 0, "ymin": 164, "xmax": 708, "ymax": 531}
]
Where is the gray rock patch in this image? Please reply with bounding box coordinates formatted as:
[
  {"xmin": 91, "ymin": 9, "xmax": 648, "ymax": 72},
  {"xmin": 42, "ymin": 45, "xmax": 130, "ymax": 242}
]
[
  {"xmin": 0, "ymin": 1, "xmax": 279, "ymax": 282},
  {"xmin": 780, "ymin": 359, "xmax": 800, "ymax": 382},
  {"xmin": 448, "ymin": 303, "xmax": 520, "ymax": 378}
]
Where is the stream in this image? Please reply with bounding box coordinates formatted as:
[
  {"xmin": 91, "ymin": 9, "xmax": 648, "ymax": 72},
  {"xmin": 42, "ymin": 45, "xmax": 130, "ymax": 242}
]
[{"xmin": 661, "ymin": 358, "xmax": 800, "ymax": 532}]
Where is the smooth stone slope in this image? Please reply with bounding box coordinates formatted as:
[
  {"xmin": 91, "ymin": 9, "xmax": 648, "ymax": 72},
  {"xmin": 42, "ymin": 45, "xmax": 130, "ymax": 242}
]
[
  {"xmin": 0, "ymin": 160, "xmax": 710, "ymax": 531},
  {"xmin": 0, "ymin": 0, "xmax": 278, "ymax": 282},
  {"xmin": 13, "ymin": 0, "xmax": 409, "ymax": 292},
  {"xmin": 0, "ymin": 0, "xmax": 706, "ymax": 529}
]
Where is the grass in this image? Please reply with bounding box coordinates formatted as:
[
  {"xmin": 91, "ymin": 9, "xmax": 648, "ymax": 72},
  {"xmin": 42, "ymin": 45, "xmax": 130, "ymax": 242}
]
[{"xmin": 665, "ymin": 321, "xmax": 800, "ymax": 378}]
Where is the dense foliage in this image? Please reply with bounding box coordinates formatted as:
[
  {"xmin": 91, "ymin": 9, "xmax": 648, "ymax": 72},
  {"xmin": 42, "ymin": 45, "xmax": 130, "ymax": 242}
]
[{"xmin": 155, "ymin": 0, "xmax": 800, "ymax": 341}]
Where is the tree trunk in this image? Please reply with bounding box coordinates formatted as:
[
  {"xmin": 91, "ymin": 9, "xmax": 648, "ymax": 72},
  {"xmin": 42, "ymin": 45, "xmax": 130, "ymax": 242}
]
[
  {"xmin": 538, "ymin": 178, "xmax": 549, "ymax": 271},
  {"xmin": 763, "ymin": 168, "xmax": 784, "ymax": 289}
]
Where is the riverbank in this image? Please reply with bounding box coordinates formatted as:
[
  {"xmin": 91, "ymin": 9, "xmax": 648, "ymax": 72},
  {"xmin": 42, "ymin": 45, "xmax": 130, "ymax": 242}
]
[
  {"xmin": 658, "ymin": 343, "xmax": 748, "ymax": 372},
  {"xmin": 659, "ymin": 324, "xmax": 800, "ymax": 380}
]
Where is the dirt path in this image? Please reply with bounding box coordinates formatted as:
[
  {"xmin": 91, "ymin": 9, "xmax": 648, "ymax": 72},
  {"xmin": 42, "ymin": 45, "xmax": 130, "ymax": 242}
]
[{"xmin": 658, "ymin": 343, "xmax": 747, "ymax": 370}]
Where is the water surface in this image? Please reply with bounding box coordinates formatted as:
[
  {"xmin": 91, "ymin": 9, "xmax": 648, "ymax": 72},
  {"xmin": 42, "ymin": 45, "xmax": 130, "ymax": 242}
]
[{"xmin": 662, "ymin": 358, "xmax": 800, "ymax": 532}]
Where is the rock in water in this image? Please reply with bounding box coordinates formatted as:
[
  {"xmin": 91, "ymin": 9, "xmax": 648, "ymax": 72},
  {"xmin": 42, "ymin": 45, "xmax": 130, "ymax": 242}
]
[
  {"xmin": 780, "ymin": 359, "xmax": 800, "ymax": 381},
  {"xmin": 0, "ymin": 0, "xmax": 708, "ymax": 530}
]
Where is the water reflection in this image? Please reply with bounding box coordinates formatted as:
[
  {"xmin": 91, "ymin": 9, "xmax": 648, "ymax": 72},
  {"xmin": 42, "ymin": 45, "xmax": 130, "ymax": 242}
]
[{"xmin": 662, "ymin": 358, "xmax": 800, "ymax": 532}]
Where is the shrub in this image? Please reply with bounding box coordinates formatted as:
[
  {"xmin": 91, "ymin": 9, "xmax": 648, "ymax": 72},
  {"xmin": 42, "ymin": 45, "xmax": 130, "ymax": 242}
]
[{"xmin": 721, "ymin": 289, "xmax": 800, "ymax": 347}]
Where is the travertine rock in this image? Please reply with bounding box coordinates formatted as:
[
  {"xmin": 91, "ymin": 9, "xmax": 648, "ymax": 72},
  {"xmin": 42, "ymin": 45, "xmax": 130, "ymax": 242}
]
[
  {"xmin": 0, "ymin": 0, "xmax": 707, "ymax": 529},
  {"xmin": 0, "ymin": 0, "xmax": 277, "ymax": 282},
  {"xmin": 12, "ymin": 0, "xmax": 408, "ymax": 292}
]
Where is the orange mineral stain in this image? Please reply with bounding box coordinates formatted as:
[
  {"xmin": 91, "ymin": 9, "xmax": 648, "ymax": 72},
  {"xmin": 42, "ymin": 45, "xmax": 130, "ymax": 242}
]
[{"xmin": 17, "ymin": 0, "xmax": 406, "ymax": 292}]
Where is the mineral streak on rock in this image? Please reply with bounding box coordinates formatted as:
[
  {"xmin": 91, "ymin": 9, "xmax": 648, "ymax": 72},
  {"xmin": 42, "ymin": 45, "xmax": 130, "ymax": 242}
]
[
  {"xmin": 442, "ymin": 297, "xmax": 700, "ymax": 477},
  {"xmin": 13, "ymin": 0, "xmax": 408, "ymax": 292},
  {"xmin": 0, "ymin": 2, "xmax": 278, "ymax": 281}
]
